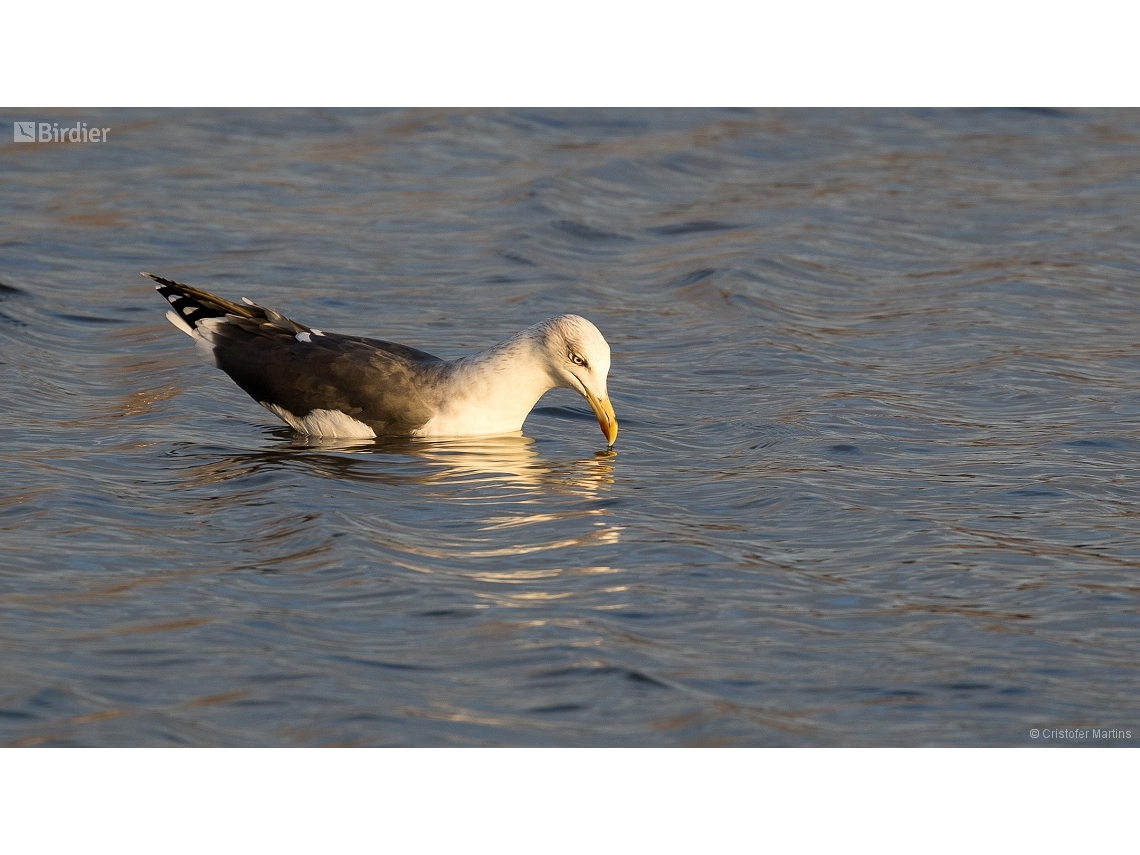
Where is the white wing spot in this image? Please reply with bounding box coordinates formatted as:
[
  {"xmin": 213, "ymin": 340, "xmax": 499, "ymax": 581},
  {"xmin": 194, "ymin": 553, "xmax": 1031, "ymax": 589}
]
[
  {"xmin": 311, "ymin": 329, "xmax": 325, "ymax": 336},
  {"xmin": 295, "ymin": 332, "xmax": 311, "ymax": 343},
  {"xmin": 242, "ymin": 297, "xmax": 255, "ymax": 306},
  {"xmin": 164, "ymin": 309, "xmax": 195, "ymax": 336}
]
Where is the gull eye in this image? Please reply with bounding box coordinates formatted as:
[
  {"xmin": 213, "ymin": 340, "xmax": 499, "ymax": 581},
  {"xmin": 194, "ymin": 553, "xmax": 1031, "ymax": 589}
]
[{"xmin": 569, "ymin": 351, "xmax": 587, "ymax": 367}]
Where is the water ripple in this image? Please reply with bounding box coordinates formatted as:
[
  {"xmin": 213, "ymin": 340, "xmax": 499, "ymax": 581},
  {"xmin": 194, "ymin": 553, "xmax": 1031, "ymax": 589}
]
[{"xmin": 2, "ymin": 109, "xmax": 1139, "ymax": 745}]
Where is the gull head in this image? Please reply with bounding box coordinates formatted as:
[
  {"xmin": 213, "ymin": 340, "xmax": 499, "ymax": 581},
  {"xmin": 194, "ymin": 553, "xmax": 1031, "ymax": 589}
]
[{"xmin": 538, "ymin": 314, "xmax": 618, "ymax": 446}]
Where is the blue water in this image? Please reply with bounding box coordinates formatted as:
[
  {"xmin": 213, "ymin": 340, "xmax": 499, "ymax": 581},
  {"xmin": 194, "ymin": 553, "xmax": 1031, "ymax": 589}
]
[{"xmin": 2, "ymin": 108, "xmax": 1139, "ymax": 745}]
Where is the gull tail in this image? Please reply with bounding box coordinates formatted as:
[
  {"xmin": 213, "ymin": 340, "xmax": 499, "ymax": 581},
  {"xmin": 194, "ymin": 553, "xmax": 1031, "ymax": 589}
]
[
  {"xmin": 143, "ymin": 272, "xmax": 257, "ymax": 336},
  {"xmin": 144, "ymin": 271, "xmax": 312, "ymax": 337}
]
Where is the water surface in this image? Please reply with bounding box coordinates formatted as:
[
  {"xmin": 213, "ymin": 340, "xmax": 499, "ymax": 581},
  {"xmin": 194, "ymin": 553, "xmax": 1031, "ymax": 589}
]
[{"xmin": 2, "ymin": 109, "xmax": 1139, "ymax": 745}]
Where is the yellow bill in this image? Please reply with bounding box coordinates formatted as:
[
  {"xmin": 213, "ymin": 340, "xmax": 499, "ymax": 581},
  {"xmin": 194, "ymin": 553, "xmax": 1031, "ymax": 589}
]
[{"xmin": 585, "ymin": 390, "xmax": 618, "ymax": 447}]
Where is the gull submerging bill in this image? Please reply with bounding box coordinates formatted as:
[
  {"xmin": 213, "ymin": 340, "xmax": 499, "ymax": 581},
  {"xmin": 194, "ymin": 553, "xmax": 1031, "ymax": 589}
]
[{"xmin": 146, "ymin": 273, "xmax": 618, "ymax": 447}]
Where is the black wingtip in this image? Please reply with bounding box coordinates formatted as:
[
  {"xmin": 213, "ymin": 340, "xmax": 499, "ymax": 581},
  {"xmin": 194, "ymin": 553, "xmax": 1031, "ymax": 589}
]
[{"xmin": 142, "ymin": 272, "xmax": 171, "ymax": 286}]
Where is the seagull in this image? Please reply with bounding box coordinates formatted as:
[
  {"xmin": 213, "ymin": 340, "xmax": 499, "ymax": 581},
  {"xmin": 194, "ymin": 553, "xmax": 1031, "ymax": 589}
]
[{"xmin": 146, "ymin": 273, "xmax": 618, "ymax": 446}]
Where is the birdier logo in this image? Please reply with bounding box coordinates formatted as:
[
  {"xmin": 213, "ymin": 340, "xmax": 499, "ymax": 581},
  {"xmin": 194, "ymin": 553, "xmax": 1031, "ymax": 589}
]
[{"xmin": 13, "ymin": 121, "xmax": 109, "ymax": 143}]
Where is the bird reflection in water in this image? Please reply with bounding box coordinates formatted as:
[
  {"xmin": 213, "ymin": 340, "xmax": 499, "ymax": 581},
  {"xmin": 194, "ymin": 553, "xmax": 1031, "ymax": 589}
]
[
  {"xmin": 168, "ymin": 430, "xmax": 622, "ymax": 566},
  {"xmin": 410, "ymin": 435, "xmax": 615, "ymax": 497},
  {"xmin": 172, "ymin": 429, "xmax": 616, "ymax": 498}
]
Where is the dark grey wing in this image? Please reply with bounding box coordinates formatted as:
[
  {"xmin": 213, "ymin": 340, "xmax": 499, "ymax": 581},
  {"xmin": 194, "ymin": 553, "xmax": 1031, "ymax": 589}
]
[
  {"xmin": 205, "ymin": 317, "xmax": 448, "ymax": 435},
  {"xmin": 149, "ymin": 273, "xmax": 449, "ymax": 435},
  {"xmin": 328, "ymin": 333, "xmax": 444, "ymax": 366}
]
